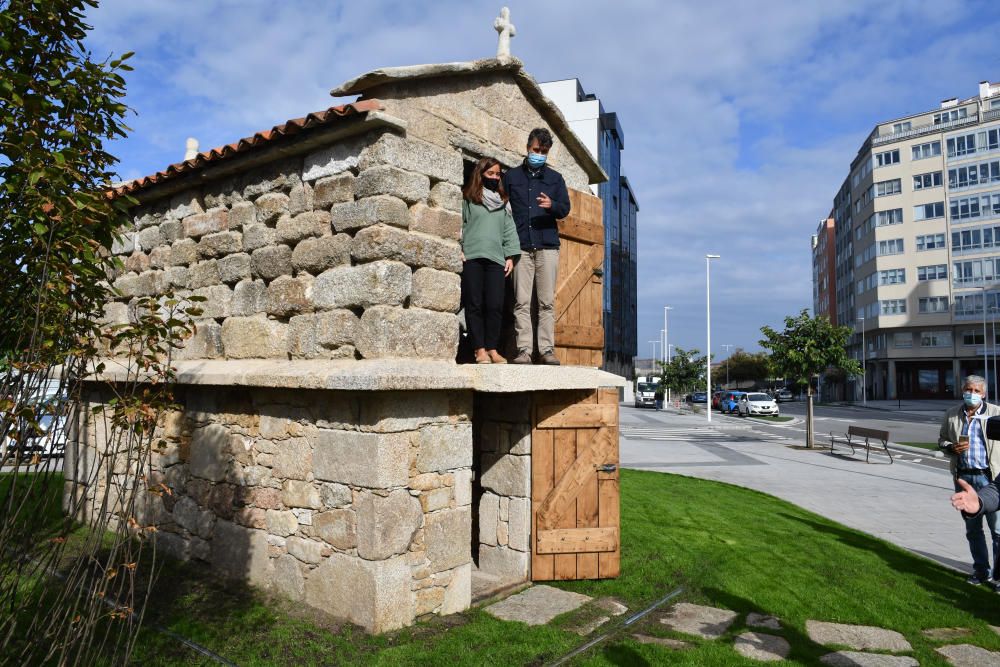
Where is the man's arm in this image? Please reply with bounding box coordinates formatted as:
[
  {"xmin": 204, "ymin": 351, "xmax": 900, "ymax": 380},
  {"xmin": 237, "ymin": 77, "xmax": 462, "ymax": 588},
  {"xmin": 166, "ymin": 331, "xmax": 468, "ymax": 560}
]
[
  {"xmin": 938, "ymin": 412, "xmax": 953, "ymax": 452},
  {"xmin": 549, "ymin": 174, "xmax": 571, "ymax": 220},
  {"xmin": 953, "ymin": 478, "xmax": 1000, "ymax": 517}
]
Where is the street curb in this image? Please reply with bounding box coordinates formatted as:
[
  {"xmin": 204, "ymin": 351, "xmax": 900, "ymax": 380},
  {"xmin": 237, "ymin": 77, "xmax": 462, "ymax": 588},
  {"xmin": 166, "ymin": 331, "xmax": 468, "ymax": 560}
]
[{"xmin": 888, "ymin": 442, "xmax": 945, "ymax": 458}]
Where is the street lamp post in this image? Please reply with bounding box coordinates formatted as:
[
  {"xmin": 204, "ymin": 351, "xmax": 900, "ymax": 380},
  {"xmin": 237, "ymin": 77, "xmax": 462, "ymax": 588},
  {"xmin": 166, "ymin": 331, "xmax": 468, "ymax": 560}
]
[
  {"xmin": 980, "ymin": 286, "xmax": 990, "ymax": 398},
  {"xmin": 721, "ymin": 343, "xmax": 733, "ymax": 388},
  {"xmin": 663, "ymin": 306, "xmax": 672, "ymax": 366},
  {"xmin": 648, "ymin": 340, "xmax": 660, "ymax": 368},
  {"xmin": 706, "ymin": 254, "xmax": 721, "ymax": 423},
  {"xmin": 859, "ymin": 316, "xmax": 866, "ymax": 407}
]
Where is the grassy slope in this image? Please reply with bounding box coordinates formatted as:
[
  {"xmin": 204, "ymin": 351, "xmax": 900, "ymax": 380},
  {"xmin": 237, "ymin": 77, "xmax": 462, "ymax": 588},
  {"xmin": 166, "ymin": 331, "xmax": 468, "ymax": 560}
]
[{"xmin": 79, "ymin": 471, "xmax": 1000, "ymax": 664}]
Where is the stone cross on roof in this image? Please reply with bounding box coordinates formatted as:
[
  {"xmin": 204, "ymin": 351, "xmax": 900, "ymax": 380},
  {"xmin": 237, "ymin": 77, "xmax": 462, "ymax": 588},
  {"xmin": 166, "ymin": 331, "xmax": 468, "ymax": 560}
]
[
  {"xmin": 494, "ymin": 7, "xmax": 515, "ymax": 59},
  {"xmin": 184, "ymin": 137, "xmax": 199, "ymax": 161}
]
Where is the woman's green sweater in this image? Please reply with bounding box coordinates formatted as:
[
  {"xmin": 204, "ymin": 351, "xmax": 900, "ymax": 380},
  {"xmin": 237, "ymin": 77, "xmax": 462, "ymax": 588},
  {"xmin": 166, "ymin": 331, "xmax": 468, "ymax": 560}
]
[{"xmin": 461, "ymin": 199, "xmax": 521, "ymax": 266}]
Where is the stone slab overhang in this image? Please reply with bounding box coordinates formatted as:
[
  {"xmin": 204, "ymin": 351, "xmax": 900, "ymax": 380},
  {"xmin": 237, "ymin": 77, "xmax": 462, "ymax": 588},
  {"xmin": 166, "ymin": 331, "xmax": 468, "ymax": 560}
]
[
  {"xmin": 86, "ymin": 359, "xmax": 625, "ymax": 393},
  {"xmin": 331, "ymin": 58, "xmax": 608, "ymax": 186}
]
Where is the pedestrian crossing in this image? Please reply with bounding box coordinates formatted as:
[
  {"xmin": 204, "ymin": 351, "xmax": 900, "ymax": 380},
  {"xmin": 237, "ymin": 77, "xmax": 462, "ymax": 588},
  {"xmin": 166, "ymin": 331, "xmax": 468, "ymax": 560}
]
[{"xmin": 621, "ymin": 425, "xmax": 793, "ymax": 443}]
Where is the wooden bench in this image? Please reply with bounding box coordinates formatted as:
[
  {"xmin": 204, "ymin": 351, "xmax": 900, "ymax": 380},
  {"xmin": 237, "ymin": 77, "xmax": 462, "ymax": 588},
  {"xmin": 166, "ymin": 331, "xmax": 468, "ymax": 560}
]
[{"xmin": 829, "ymin": 425, "xmax": 893, "ymax": 464}]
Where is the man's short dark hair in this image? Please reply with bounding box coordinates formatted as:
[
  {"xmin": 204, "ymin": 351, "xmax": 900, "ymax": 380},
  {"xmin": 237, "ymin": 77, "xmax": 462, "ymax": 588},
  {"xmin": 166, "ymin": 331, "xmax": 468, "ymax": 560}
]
[{"xmin": 527, "ymin": 128, "xmax": 553, "ymax": 149}]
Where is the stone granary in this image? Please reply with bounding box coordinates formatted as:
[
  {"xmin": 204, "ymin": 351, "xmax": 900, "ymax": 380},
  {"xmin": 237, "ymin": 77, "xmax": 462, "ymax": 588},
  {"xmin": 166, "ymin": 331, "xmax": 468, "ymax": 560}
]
[{"xmin": 67, "ymin": 56, "xmax": 625, "ymax": 633}]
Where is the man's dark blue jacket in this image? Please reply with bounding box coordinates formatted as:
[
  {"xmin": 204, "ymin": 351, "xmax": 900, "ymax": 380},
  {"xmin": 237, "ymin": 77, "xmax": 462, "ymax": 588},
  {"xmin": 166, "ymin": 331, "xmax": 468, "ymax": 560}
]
[{"xmin": 502, "ymin": 161, "xmax": 571, "ymax": 250}]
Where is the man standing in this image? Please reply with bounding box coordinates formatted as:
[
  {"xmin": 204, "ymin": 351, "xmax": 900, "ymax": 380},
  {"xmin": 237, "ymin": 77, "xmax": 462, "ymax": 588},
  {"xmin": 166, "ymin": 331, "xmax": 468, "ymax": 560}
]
[
  {"xmin": 939, "ymin": 375, "xmax": 1000, "ymax": 587},
  {"xmin": 503, "ymin": 128, "xmax": 571, "ymax": 365}
]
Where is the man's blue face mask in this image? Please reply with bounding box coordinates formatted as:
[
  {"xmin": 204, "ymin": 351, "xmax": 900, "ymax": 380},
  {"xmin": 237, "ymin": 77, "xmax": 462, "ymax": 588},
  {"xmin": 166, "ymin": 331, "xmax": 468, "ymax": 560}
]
[
  {"xmin": 526, "ymin": 152, "xmax": 546, "ymax": 168},
  {"xmin": 964, "ymin": 391, "xmax": 983, "ymax": 408}
]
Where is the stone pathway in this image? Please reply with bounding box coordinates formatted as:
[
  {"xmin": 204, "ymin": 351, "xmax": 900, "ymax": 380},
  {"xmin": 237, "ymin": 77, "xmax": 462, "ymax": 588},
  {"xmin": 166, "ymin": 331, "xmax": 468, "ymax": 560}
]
[
  {"xmin": 820, "ymin": 651, "xmax": 918, "ymax": 666},
  {"xmin": 922, "ymin": 627, "xmax": 973, "ymax": 641},
  {"xmin": 659, "ymin": 602, "xmax": 738, "ymax": 639},
  {"xmin": 632, "ymin": 634, "xmax": 690, "ymax": 649},
  {"xmin": 806, "ymin": 620, "xmax": 912, "ymax": 652},
  {"xmin": 733, "ymin": 631, "xmax": 790, "ymax": 662},
  {"xmin": 747, "ymin": 612, "xmax": 782, "ymax": 630},
  {"xmin": 484, "ymin": 585, "xmax": 591, "ymax": 625},
  {"xmin": 936, "ymin": 643, "xmax": 1000, "ymax": 666}
]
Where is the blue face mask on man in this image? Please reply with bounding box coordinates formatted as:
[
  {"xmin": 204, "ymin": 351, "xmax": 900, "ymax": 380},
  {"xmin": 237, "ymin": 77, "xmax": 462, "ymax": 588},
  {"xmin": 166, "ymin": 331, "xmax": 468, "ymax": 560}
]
[
  {"xmin": 964, "ymin": 391, "xmax": 983, "ymax": 408},
  {"xmin": 526, "ymin": 152, "xmax": 546, "ymax": 168}
]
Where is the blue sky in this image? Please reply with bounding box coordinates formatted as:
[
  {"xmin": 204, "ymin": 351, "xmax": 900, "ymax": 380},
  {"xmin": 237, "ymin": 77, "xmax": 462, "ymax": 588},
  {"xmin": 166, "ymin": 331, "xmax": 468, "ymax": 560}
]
[{"xmin": 84, "ymin": 0, "xmax": 1000, "ymax": 361}]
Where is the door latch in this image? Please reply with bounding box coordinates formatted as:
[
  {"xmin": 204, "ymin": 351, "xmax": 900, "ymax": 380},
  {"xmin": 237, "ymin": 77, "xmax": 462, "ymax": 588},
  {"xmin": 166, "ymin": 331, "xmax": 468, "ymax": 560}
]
[
  {"xmin": 597, "ymin": 463, "xmax": 617, "ymax": 473},
  {"xmin": 593, "ymin": 267, "xmax": 604, "ymax": 278}
]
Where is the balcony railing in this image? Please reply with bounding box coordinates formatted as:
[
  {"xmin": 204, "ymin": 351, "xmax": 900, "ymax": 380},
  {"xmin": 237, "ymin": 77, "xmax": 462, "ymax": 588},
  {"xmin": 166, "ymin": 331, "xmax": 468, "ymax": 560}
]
[
  {"xmin": 984, "ymin": 108, "xmax": 1000, "ymax": 122},
  {"xmin": 872, "ymin": 114, "xmax": 980, "ymax": 146}
]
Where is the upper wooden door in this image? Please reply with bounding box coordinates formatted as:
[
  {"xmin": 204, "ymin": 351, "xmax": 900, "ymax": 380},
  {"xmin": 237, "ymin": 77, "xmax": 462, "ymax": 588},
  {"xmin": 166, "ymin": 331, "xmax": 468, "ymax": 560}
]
[
  {"xmin": 554, "ymin": 189, "xmax": 604, "ymax": 367},
  {"xmin": 531, "ymin": 388, "xmax": 620, "ymax": 581}
]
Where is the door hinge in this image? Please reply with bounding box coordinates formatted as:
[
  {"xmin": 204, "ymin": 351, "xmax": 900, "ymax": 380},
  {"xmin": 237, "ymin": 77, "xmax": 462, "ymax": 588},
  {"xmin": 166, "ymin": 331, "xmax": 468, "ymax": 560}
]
[{"xmin": 597, "ymin": 463, "xmax": 617, "ymax": 473}]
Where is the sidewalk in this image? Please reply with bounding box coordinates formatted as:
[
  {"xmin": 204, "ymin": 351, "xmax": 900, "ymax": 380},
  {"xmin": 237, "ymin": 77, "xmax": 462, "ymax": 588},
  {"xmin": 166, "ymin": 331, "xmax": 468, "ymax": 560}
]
[
  {"xmin": 826, "ymin": 398, "xmax": 954, "ymax": 417},
  {"xmin": 619, "ymin": 409, "xmax": 971, "ymax": 573}
]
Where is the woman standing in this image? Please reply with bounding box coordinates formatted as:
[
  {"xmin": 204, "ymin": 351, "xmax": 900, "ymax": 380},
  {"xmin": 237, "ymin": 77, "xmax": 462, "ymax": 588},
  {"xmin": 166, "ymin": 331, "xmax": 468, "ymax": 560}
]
[{"xmin": 461, "ymin": 157, "xmax": 521, "ymax": 364}]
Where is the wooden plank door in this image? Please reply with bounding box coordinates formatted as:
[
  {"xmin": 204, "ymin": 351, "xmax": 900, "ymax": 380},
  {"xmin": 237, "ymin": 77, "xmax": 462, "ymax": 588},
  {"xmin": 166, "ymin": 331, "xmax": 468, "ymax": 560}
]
[
  {"xmin": 531, "ymin": 388, "xmax": 620, "ymax": 581},
  {"xmin": 555, "ymin": 189, "xmax": 604, "ymax": 367}
]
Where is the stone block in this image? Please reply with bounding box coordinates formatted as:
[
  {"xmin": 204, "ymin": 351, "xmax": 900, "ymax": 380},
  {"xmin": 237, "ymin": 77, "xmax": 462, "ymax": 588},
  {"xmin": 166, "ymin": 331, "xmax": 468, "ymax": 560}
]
[
  {"xmin": 355, "ymin": 305, "xmax": 458, "ymax": 359},
  {"xmin": 287, "ymin": 314, "xmax": 320, "ymax": 359},
  {"xmin": 313, "ymin": 509, "xmax": 357, "ymax": 550},
  {"xmin": 272, "ymin": 554, "xmax": 305, "ymax": 601},
  {"xmin": 312, "ymin": 173, "xmax": 355, "ymax": 208},
  {"xmin": 266, "ymin": 509, "xmax": 299, "ymax": 537},
  {"xmin": 355, "ymin": 165, "xmax": 430, "ymax": 204},
  {"xmin": 276, "ymin": 211, "xmax": 331, "ymax": 245},
  {"xmin": 479, "ymin": 493, "xmax": 499, "ymax": 547},
  {"xmin": 410, "ymin": 267, "xmax": 460, "ymax": 312},
  {"xmin": 251, "ymin": 245, "xmax": 293, "ymax": 281},
  {"xmin": 265, "ymin": 275, "xmax": 312, "ymax": 318},
  {"xmin": 198, "ymin": 231, "xmax": 243, "ymax": 258},
  {"xmin": 232, "ymin": 279, "xmax": 267, "ymax": 316},
  {"xmin": 124, "ymin": 252, "xmax": 150, "ymax": 274},
  {"xmin": 189, "ymin": 423, "xmax": 230, "ymax": 482},
  {"xmin": 242, "ymin": 159, "xmax": 301, "ymax": 198},
  {"xmin": 183, "ymin": 208, "xmax": 229, "ymax": 239},
  {"xmin": 302, "ymin": 137, "xmax": 364, "ymax": 182},
  {"xmin": 242, "ymin": 224, "xmax": 275, "ymax": 251},
  {"xmin": 272, "ymin": 438, "xmax": 311, "ymax": 481},
  {"xmin": 170, "ymin": 239, "xmax": 199, "ymax": 266},
  {"xmin": 165, "ymin": 265, "xmax": 189, "ymax": 288},
  {"xmin": 148, "ymin": 245, "xmax": 171, "ymax": 269},
  {"xmin": 481, "ymin": 453, "xmax": 530, "ymax": 497},
  {"xmin": 283, "ymin": 480, "xmax": 321, "ymax": 509},
  {"xmin": 172, "ymin": 496, "xmax": 215, "ymax": 539},
  {"xmin": 291, "ymin": 234, "xmax": 351, "ymax": 274},
  {"xmin": 508, "ymin": 498, "xmax": 530, "ymax": 552},
  {"xmin": 288, "ymin": 181, "xmax": 314, "ymax": 216},
  {"xmin": 255, "ymin": 192, "xmax": 290, "ymax": 225},
  {"xmin": 304, "ymin": 553, "xmax": 412, "ymax": 633},
  {"xmin": 111, "ymin": 232, "xmax": 135, "ymax": 255},
  {"xmin": 168, "ymin": 192, "xmax": 204, "ymax": 220},
  {"xmin": 420, "ymin": 487, "xmax": 451, "ymax": 513},
  {"xmin": 359, "ymin": 392, "xmax": 451, "ymax": 433},
  {"xmin": 360, "ymin": 133, "xmax": 463, "ymax": 185},
  {"xmin": 159, "ymin": 220, "xmax": 182, "ymax": 245},
  {"xmin": 320, "ymin": 483, "xmax": 352, "ymax": 509},
  {"xmin": 351, "ymin": 224, "xmax": 462, "ymax": 272},
  {"xmin": 441, "ymin": 563, "xmax": 471, "ymax": 614},
  {"xmin": 203, "ymin": 178, "xmax": 243, "ymax": 209},
  {"xmin": 429, "ymin": 182, "xmax": 463, "ymax": 212},
  {"xmin": 311, "ymin": 261, "xmax": 411, "ymax": 310},
  {"xmin": 479, "ymin": 545, "xmax": 529, "ymax": 581},
  {"xmin": 424, "ymin": 507, "xmax": 471, "ymax": 574},
  {"xmin": 221, "ymin": 315, "xmax": 288, "ymax": 358},
  {"xmin": 453, "ymin": 469, "xmax": 473, "ymax": 507},
  {"xmin": 355, "ymin": 489, "xmax": 423, "ymax": 561},
  {"xmin": 313, "ymin": 430, "xmax": 408, "ymax": 488},
  {"xmin": 136, "ymin": 226, "xmax": 162, "ymax": 252},
  {"xmin": 415, "ymin": 424, "xmax": 472, "ymax": 473},
  {"xmin": 211, "ymin": 519, "xmax": 270, "ymax": 585},
  {"xmin": 331, "ymin": 195, "xmax": 409, "ymax": 233},
  {"xmin": 509, "ymin": 424, "xmax": 531, "ymax": 455},
  {"xmin": 100, "ymin": 301, "xmax": 129, "ymax": 326},
  {"xmin": 287, "ymin": 536, "xmax": 323, "ymax": 564},
  {"xmin": 410, "ymin": 203, "xmax": 462, "ymax": 241},
  {"xmin": 154, "ymin": 530, "xmax": 190, "ymax": 561},
  {"xmin": 415, "ymin": 586, "xmax": 445, "ymax": 617},
  {"xmin": 176, "ymin": 320, "xmax": 223, "ymax": 359},
  {"xmin": 218, "ymin": 253, "xmax": 252, "ymax": 284},
  {"xmin": 228, "ymin": 201, "xmax": 255, "ymax": 229},
  {"xmin": 191, "ymin": 284, "xmax": 233, "ymax": 319},
  {"xmin": 188, "ymin": 259, "xmax": 221, "ymax": 289}
]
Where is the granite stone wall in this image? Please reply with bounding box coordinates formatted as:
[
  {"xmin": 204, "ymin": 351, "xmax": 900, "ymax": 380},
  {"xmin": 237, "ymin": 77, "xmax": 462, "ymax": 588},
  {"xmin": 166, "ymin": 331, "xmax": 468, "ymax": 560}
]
[
  {"xmin": 66, "ymin": 385, "xmax": 474, "ymax": 632},
  {"xmin": 105, "ymin": 127, "xmax": 465, "ymax": 361}
]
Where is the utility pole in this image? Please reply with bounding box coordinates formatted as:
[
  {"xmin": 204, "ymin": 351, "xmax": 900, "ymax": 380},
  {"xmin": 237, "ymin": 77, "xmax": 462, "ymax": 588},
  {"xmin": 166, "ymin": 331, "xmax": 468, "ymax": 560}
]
[{"xmin": 721, "ymin": 344, "xmax": 733, "ymax": 388}]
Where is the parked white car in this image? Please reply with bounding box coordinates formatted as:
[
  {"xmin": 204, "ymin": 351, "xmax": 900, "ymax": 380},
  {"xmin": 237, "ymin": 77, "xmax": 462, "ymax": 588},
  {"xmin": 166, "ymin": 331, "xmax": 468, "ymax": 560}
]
[
  {"xmin": 737, "ymin": 392, "xmax": 780, "ymax": 417},
  {"xmin": 774, "ymin": 389, "xmax": 794, "ymax": 402}
]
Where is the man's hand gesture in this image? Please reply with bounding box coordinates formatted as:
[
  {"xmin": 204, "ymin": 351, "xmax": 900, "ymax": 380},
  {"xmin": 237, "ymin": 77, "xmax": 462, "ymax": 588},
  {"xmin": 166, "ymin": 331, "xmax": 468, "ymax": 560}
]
[{"xmin": 951, "ymin": 478, "xmax": 982, "ymax": 514}]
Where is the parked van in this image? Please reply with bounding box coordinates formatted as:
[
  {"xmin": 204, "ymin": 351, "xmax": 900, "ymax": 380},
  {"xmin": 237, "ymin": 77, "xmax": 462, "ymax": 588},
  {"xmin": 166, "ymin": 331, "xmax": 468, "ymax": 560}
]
[{"xmin": 634, "ymin": 376, "xmax": 661, "ymax": 408}]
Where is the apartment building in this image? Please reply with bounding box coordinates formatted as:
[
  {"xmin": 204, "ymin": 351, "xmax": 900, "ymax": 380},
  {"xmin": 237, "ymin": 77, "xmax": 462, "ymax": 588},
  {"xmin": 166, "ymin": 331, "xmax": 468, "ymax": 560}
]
[
  {"xmin": 540, "ymin": 79, "xmax": 639, "ymax": 379},
  {"xmin": 816, "ymin": 80, "xmax": 1000, "ymax": 399}
]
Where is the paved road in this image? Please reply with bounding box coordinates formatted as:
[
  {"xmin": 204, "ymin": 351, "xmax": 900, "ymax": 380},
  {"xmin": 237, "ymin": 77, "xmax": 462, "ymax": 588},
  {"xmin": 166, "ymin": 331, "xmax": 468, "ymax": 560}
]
[
  {"xmin": 777, "ymin": 400, "xmax": 943, "ymax": 448},
  {"xmin": 619, "ymin": 403, "xmax": 971, "ymax": 574}
]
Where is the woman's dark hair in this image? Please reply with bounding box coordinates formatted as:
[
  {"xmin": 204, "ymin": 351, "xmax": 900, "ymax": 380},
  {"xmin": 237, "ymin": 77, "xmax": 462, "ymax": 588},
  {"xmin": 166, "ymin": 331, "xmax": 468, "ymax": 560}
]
[
  {"xmin": 527, "ymin": 127, "xmax": 553, "ymax": 149},
  {"xmin": 462, "ymin": 156, "xmax": 508, "ymax": 205}
]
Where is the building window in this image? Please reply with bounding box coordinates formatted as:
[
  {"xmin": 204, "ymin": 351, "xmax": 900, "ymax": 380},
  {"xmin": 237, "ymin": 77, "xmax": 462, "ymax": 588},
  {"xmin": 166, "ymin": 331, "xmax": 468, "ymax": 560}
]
[
  {"xmin": 921, "ymin": 330, "xmax": 952, "ymax": 346},
  {"xmin": 913, "ymin": 171, "xmax": 943, "ymax": 190},
  {"xmin": 892, "ymin": 121, "xmax": 912, "ymax": 134},
  {"xmin": 913, "ymin": 202, "xmax": 945, "ymax": 221},
  {"xmin": 935, "ymin": 107, "xmax": 968, "ymax": 124},
  {"xmin": 911, "ymin": 141, "xmax": 941, "ymax": 160},
  {"xmin": 880, "ymin": 299, "xmax": 907, "ymax": 315},
  {"xmin": 953, "ymin": 257, "xmax": 1000, "ymax": 286},
  {"xmin": 875, "ymin": 149, "xmax": 900, "ymax": 168},
  {"xmin": 875, "ymin": 179, "xmax": 901, "ymax": 197},
  {"xmin": 950, "ymin": 191, "xmax": 1000, "ymax": 221},
  {"xmin": 876, "ymin": 209, "xmax": 903, "ymax": 226},
  {"xmin": 878, "ymin": 239, "xmax": 904, "ymax": 255},
  {"xmin": 917, "ymin": 264, "xmax": 947, "ymax": 281},
  {"xmin": 947, "ymin": 132, "xmax": 978, "ymax": 158},
  {"xmin": 951, "ymin": 226, "xmax": 1000, "ymax": 253},
  {"xmin": 894, "ymin": 332, "xmax": 913, "ymax": 348},
  {"xmin": 948, "ymin": 159, "xmax": 1000, "ymax": 190},
  {"xmin": 915, "ymin": 234, "xmax": 945, "ymax": 251},
  {"xmin": 878, "ymin": 268, "xmax": 905, "ymax": 285},
  {"xmin": 918, "ymin": 297, "xmax": 949, "ymax": 313}
]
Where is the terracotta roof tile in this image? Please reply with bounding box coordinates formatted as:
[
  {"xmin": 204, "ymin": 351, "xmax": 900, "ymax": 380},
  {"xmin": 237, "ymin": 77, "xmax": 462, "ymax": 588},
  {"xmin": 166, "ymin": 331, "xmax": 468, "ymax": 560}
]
[{"xmin": 111, "ymin": 99, "xmax": 383, "ymax": 198}]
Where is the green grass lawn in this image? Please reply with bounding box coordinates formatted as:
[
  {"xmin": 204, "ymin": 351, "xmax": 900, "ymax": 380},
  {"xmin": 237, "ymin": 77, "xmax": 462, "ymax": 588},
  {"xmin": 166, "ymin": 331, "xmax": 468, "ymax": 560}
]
[
  {"xmin": 896, "ymin": 441, "xmax": 939, "ymax": 451},
  {"xmin": 120, "ymin": 469, "xmax": 1000, "ymax": 666}
]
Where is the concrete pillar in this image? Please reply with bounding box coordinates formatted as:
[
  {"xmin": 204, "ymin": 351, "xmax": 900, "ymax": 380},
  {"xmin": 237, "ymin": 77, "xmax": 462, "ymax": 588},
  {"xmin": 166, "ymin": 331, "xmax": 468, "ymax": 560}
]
[
  {"xmin": 887, "ymin": 359, "xmax": 897, "ymax": 400},
  {"xmin": 953, "ymin": 359, "xmax": 962, "ymax": 398}
]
